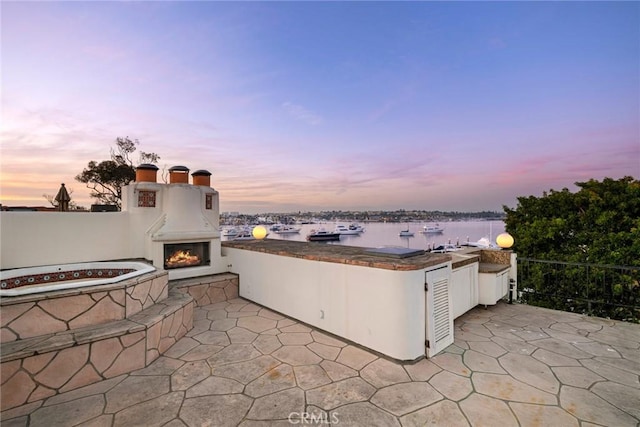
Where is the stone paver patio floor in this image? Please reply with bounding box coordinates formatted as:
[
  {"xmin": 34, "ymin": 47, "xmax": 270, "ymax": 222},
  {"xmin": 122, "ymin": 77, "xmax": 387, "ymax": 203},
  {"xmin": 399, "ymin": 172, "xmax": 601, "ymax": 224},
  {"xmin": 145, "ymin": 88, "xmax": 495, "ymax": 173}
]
[{"xmin": 2, "ymin": 300, "xmax": 639, "ymax": 426}]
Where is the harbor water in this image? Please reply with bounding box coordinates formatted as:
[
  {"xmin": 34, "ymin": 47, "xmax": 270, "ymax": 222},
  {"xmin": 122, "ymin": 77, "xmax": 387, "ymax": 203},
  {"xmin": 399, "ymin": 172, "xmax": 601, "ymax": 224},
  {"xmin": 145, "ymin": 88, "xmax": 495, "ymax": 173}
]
[{"xmin": 224, "ymin": 221, "xmax": 506, "ymax": 251}]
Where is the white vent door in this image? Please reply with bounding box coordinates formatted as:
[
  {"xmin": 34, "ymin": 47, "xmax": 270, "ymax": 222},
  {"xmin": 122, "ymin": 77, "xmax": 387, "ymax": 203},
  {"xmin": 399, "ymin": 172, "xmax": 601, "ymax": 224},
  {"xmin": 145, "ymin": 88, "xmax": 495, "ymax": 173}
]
[{"xmin": 425, "ymin": 265, "xmax": 453, "ymax": 358}]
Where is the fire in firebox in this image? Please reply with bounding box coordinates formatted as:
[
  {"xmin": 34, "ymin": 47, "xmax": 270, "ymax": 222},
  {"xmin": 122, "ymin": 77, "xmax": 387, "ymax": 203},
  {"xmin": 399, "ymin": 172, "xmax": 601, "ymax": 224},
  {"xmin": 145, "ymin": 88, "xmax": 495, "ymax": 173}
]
[
  {"xmin": 163, "ymin": 242, "xmax": 210, "ymax": 269},
  {"xmin": 166, "ymin": 250, "xmax": 200, "ymax": 268}
]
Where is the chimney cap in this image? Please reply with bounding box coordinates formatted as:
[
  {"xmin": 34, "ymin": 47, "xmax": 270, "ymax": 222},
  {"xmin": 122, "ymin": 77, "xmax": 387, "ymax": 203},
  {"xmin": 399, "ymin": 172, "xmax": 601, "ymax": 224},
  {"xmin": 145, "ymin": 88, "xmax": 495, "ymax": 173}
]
[
  {"xmin": 168, "ymin": 165, "xmax": 189, "ymax": 172},
  {"xmin": 137, "ymin": 163, "xmax": 159, "ymax": 171},
  {"xmin": 191, "ymin": 169, "xmax": 212, "ymax": 177}
]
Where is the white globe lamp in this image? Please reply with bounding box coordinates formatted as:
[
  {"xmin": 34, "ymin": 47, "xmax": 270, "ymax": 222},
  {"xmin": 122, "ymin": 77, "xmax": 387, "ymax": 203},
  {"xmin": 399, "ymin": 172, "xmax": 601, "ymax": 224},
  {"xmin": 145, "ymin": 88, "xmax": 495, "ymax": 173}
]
[
  {"xmin": 496, "ymin": 232, "xmax": 514, "ymax": 249},
  {"xmin": 252, "ymin": 225, "xmax": 268, "ymax": 240}
]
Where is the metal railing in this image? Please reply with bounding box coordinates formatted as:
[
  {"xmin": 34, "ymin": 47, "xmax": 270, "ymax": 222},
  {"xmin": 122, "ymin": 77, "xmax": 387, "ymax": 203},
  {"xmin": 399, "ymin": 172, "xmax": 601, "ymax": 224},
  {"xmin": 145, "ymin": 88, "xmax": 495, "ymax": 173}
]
[{"xmin": 517, "ymin": 257, "xmax": 640, "ymax": 323}]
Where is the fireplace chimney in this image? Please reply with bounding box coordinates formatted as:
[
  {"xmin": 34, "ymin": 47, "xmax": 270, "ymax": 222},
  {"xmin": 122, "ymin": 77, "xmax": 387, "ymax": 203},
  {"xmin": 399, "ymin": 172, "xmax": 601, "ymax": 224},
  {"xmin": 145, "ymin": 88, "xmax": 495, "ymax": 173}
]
[
  {"xmin": 191, "ymin": 170, "xmax": 212, "ymax": 187},
  {"xmin": 168, "ymin": 166, "xmax": 190, "ymax": 184},
  {"xmin": 136, "ymin": 164, "xmax": 159, "ymax": 183}
]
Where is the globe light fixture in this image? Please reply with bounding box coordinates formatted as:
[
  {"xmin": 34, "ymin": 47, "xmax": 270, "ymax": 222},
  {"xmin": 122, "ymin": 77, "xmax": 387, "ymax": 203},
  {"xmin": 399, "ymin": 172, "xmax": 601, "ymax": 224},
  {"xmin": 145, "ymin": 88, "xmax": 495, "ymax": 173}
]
[
  {"xmin": 252, "ymin": 225, "xmax": 268, "ymax": 240},
  {"xmin": 496, "ymin": 232, "xmax": 514, "ymax": 249}
]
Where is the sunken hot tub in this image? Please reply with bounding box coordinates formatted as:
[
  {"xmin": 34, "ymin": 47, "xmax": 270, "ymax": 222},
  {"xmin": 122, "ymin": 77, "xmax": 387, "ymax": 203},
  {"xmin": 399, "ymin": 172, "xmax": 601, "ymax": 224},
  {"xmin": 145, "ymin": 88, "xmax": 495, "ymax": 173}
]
[
  {"xmin": 1, "ymin": 261, "xmax": 168, "ymax": 342},
  {"xmin": 0, "ymin": 261, "xmax": 156, "ymax": 297}
]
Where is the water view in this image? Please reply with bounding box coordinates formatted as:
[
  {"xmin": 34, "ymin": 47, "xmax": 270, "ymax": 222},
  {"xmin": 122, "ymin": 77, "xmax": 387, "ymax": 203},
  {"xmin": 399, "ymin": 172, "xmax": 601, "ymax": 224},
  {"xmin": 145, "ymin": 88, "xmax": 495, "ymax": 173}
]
[{"xmin": 224, "ymin": 220, "xmax": 506, "ymax": 251}]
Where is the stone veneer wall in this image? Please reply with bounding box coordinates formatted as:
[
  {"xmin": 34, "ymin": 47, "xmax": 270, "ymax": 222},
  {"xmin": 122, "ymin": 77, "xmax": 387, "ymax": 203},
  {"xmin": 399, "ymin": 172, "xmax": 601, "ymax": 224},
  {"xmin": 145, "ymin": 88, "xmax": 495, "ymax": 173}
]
[
  {"xmin": 170, "ymin": 272, "xmax": 239, "ymax": 306},
  {"xmin": 0, "ymin": 273, "xmax": 238, "ymax": 413},
  {"xmin": 1, "ymin": 272, "xmax": 169, "ymax": 343},
  {"xmin": 0, "ymin": 289, "xmax": 193, "ymax": 412}
]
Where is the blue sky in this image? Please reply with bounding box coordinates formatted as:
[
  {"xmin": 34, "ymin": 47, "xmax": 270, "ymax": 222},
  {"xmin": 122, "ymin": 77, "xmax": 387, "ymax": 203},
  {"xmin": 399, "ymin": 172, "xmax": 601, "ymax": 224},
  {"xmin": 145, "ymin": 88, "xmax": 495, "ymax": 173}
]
[{"xmin": 1, "ymin": 1, "xmax": 638, "ymax": 213}]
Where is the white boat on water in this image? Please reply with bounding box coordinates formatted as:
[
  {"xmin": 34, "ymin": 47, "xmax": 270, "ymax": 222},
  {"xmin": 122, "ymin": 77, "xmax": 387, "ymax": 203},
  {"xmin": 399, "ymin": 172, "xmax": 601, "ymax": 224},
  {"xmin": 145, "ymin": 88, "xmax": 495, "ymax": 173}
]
[
  {"xmin": 399, "ymin": 229, "xmax": 414, "ymax": 237},
  {"xmin": 334, "ymin": 224, "xmax": 361, "ymax": 235},
  {"xmin": 420, "ymin": 224, "xmax": 444, "ymax": 234},
  {"xmin": 348, "ymin": 223, "xmax": 365, "ymax": 233},
  {"xmin": 222, "ymin": 227, "xmax": 240, "ymax": 237},
  {"xmin": 464, "ymin": 237, "xmax": 497, "ymax": 248},
  {"xmin": 274, "ymin": 225, "xmax": 301, "ymax": 234},
  {"xmin": 430, "ymin": 243, "xmax": 461, "ymax": 253}
]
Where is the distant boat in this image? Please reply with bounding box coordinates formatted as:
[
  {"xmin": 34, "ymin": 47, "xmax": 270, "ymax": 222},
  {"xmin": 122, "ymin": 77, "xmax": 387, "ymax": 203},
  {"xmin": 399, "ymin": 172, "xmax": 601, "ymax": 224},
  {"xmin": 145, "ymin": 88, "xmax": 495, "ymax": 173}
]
[
  {"xmin": 334, "ymin": 225, "xmax": 361, "ymax": 235},
  {"xmin": 420, "ymin": 224, "xmax": 444, "ymax": 234},
  {"xmin": 399, "ymin": 229, "xmax": 414, "ymax": 237},
  {"xmin": 348, "ymin": 223, "xmax": 365, "ymax": 233},
  {"xmin": 307, "ymin": 228, "xmax": 341, "ymax": 241},
  {"xmin": 274, "ymin": 225, "xmax": 301, "ymax": 235},
  {"xmin": 222, "ymin": 227, "xmax": 240, "ymax": 237},
  {"xmin": 430, "ymin": 243, "xmax": 461, "ymax": 253},
  {"xmin": 464, "ymin": 237, "xmax": 496, "ymax": 248}
]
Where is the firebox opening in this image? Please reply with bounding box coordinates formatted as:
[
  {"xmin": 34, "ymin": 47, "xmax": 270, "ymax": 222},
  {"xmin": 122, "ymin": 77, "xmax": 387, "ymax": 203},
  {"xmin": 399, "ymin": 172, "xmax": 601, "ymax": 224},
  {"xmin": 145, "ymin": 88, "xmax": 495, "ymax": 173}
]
[{"xmin": 164, "ymin": 242, "xmax": 210, "ymax": 269}]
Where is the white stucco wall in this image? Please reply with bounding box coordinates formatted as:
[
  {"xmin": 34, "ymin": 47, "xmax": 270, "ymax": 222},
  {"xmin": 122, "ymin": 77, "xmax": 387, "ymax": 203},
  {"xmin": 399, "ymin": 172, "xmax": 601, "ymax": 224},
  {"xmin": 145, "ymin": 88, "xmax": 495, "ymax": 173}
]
[
  {"xmin": 1, "ymin": 212, "xmax": 131, "ymax": 269},
  {"xmin": 223, "ymin": 247, "xmax": 448, "ymax": 361}
]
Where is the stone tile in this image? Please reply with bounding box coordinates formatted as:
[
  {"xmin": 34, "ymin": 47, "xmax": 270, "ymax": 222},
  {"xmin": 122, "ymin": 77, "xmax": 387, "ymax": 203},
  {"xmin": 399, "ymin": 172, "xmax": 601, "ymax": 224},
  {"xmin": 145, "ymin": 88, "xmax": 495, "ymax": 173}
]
[
  {"xmin": 2, "ymin": 370, "xmax": 36, "ymax": 411},
  {"xmin": 113, "ymin": 392, "xmax": 183, "ymax": 427},
  {"xmin": 29, "ymin": 395, "xmax": 105, "ymax": 427},
  {"xmin": 180, "ymin": 395, "xmax": 252, "ymax": 427},
  {"xmin": 280, "ymin": 324, "xmax": 312, "ymax": 333},
  {"xmin": 499, "ymin": 353, "xmax": 559, "ymax": 394},
  {"xmin": 472, "ymin": 373, "xmax": 557, "ymax": 404},
  {"xmin": 552, "ymin": 367, "xmax": 605, "ymax": 388},
  {"xmin": 430, "ymin": 352, "xmax": 471, "ymax": 377},
  {"xmin": 510, "ymin": 402, "xmax": 579, "ymax": 427},
  {"xmin": 306, "ymin": 377, "xmax": 375, "ymax": 410},
  {"xmin": 429, "ymin": 371, "xmax": 473, "ymax": 401},
  {"xmin": 0, "ymin": 401, "xmax": 42, "ymax": 422},
  {"xmin": 171, "ymin": 360, "xmax": 211, "ymax": 391},
  {"xmin": 543, "ymin": 328, "xmax": 594, "ymax": 343},
  {"xmin": 320, "ymin": 360, "xmax": 358, "ymax": 382},
  {"xmin": 212, "ymin": 355, "xmax": 280, "ymax": 384},
  {"xmin": 293, "ymin": 365, "xmax": 333, "ymax": 390},
  {"xmin": 531, "ymin": 348, "xmax": 581, "ymax": 367},
  {"xmin": 591, "ymin": 381, "xmax": 640, "ymax": 419},
  {"xmin": 78, "ymin": 414, "xmax": 114, "ymax": 427},
  {"xmin": 253, "ymin": 335, "xmax": 282, "ymax": 355},
  {"xmin": 580, "ymin": 358, "xmax": 640, "ymax": 388},
  {"xmin": 533, "ymin": 338, "xmax": 592, "ymax": 359},
  {"xmin": 276, "ymin": 318, "xmax": 297, "ymax": 329},
  {"xmin": 185, "ymin": 319, "xmax": 211, "ymax": 337},
  {"xmin": 467, "ymin": 341, "xmax": 507, "ymax": 358},
  {"xmin": 180, "ymin": 344, "xmax": 224, "ymax": 362},
  {"xmin": 559, "ymin": 385, "xmax": 638, "ymax": 427},
  {"xmin": 206, "ymin": 309, "xmax": 229, "ymax": 320},
  {"xmin": 455, "ymin": 330, "xmax": 491, "ymax": 342},
  {"xmin": 210, "ymin": 318, "xmax": 237, "ymax": 332},
  {"xmin": 459, "ymin": 323, "xmax": 493, "ymax": 338},
  {"xmin": 404, "ymin": 358, "xmax": 442, "ymax": 381},
  {"xmin": 306, "ymin": 342, "xmax": 340, "ymax": 361},
  {"xmin": 225, "ymin": 303, "xmax": 247, "ymax": 313},
  {"xmin": 278, "ymin": 332, "xmax": 313, "ymax": 346},
  {"xmin": 371, "ymin": 382, "xmax": 442, "ymax": 416},
  {"xmin": 43, "ymin": 375, "xmax": 127, "ymax": 407},
  {"xmin": 193, "ymin": 330, "xmax": 231, "ymax": 346},
  {"xmin": 226, "ymin": 311, "xmax": 256, "ymax": 318},
  {"xmin": 594, "ymin": 356, "xmax": 640, "ymax": 376},
  {"xmin": 237, "ymin": 316, "xmax": 278, "ymax": 333},
  {"xmin": 272, "ymin": 345, "xmax": 322, "ymax": 366},
  {"xmin": 227, "ymin": 327, "xmax": 258, "ymax": 344},
  {"xmin": 246, "ymin": 388, "xmax": 305, "ymax": 420},
  {"xmin": 573, "ymin": 341, "xmax": 622, "ymax": 358},
  {"xmin": 238, "ymin": 421, "xmax": 292, "ymax": 427},
  {"xmin": 400, "ymin": 400, "xmax": 469, "ymax": 427},
  {"xmin": 185, "ymin": 376, "xmax": 244, "ymax": 398},
  {"xmin": 310, "ymin": 330, "xmax": 348, "ymax": 347},
  {"xmin": 245, "ymin": 364, "xmax": 296, "ymax": 398},
  {"xmin": 207, "ymin": 343, "xmax": 262, "ymax": 366},
  {"xmin": 330, "ymin": 402, "xmax": 400, "ymax": 427},
  {"xmin": 490, "ymin": 336, "xmax": 537, "ymax": 355},
  {"xmin": 163, "ymin": 337, "xmax": 200, "ymax": 358},
  {"xmin": 463, "ymin": 350, "xmax": 506, "ymax": 374},
  {"xmin": 131, "ymin": 357, "xmax": 183, "ymax": 376},
  {"xmin": 105, "ymin": 375, "xmax": 169, "ymax": 413},
  {"xmin": 258, "ymin": 308, "xmax": 285, "ymax": 320},
  {"xmin": 335, "ymin": 345, "xmax": 377, "ymax": 370},
  {"xmin": 35, "ymin": 345, "xmax": 89, "ymax": 389},
  {"xmin": 459, "ymin": 393, "xmax": 518, "ymax": 427},
  {"xmin": 360, "ymin": 358, "xmax": 411, "ymax": 388}
]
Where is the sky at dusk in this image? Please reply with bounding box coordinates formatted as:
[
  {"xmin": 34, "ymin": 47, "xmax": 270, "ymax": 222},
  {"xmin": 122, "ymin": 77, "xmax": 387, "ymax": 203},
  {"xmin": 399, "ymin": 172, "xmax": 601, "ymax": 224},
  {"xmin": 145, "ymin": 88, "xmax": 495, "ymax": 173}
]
[{"xmin": 1, "ymin": 1, "xmax": 638, "ymax": 213}]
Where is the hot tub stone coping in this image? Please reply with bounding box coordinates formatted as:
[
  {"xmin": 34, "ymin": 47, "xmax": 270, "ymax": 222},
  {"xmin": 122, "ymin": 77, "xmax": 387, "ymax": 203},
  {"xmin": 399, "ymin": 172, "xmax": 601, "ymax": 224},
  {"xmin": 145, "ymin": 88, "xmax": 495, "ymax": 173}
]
[{"xmin": 0, "ymin": 270, "xmax": 168, "ymax": 306}]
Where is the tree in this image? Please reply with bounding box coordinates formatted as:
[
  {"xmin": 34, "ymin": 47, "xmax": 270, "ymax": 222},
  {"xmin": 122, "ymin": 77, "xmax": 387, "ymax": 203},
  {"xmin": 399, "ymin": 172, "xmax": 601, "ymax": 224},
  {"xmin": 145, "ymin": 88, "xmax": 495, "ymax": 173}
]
[
  {"xmin": 75, "ymin": 137, "xmax": 160, "ymax": 209},
  {"xmin": 503, "ymin": 176, "xmax": 640, "ymax": 266},
  {"xmin": 504, "ymin": 177, "xmax": 640, "ymax": 322}
]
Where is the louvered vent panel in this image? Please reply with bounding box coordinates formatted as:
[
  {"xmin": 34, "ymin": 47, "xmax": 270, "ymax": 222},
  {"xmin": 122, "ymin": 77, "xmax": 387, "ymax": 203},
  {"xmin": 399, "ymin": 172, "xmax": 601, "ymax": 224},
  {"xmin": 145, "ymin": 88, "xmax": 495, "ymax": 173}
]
[{"xmin": 433, "ymin": 278, "xmax": 450, "ymax": 342}]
